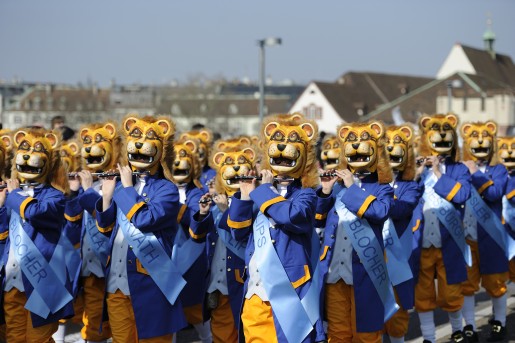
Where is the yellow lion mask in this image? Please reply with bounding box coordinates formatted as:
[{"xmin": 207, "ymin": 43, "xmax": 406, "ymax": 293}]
[
  {"xmin": 261, "ymin": 113, "xmax": 318, "ymax": 188},
  {"xmin": 418, "ymin": 113, "xmax": 460, "ymax": 162},
  {"xmin": 210, "ymin": 147, "xmax": 256, "ymax": 196},
  {"xmin": 461, "ymin": 121, "xmax": 498, "ymax": 164},
  {"xmin": 79, "ymin": 122, "xmax": 124, "ymax": 173},
  {"xmin": 321, "ymin": 135, "xmax": 345, "ymax": 171},
  {"xmin": 386, "ymin": 125, "xmax": 416, "ymax": 180},
  {"xmin": 122, "ymin": 114, "xmax": 175, "ymax": 180},
  {"xmin": 180, "ymin": 129, "xmax": 213, "ymax": 168},
  {"xmin": 497, "ymin": 137, "xmax": 515, "ymax": 172},
  {"xmin": 338, "ymin": 121, "xmax": 392, "ymax": 184},
  {"xmin": 172, "ymin": 138, "xmax": 203, "ymax": 188},
  {"xmin": 11, "ymin": 128, "xmax": 69, "ymax": 193},
  {"xmin": 60, "ymin": 140, "xmax": 81, "ymax": 173}
]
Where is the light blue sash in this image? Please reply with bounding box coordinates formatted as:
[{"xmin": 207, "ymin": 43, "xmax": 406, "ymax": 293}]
[
  {"xmin": 116, "ymin": 209, "xmax": 186, "ymax": 305},
  {"xmin": 466, "ymin": 189, "xmax": 515, "ymax": 260},
  {"xmin": 502, "ymin": 196, "xmax": 515, "ymax": 233},
  {"xmin": 9, "ymin": 212, "xmax": 73, "ymax": 318},
  {"xmin": 423, "ymin": 188, "xmax": 472, "ymax": 266},
  {"xmin": 253, "ymin": 212, "xmax": 320, "ymax": 343},
  {"xmin": 334, "ymin": 192, "xmax": 399, "ymax": 322},
  {"xmin": 382, "ymin": 219, "xmax": 413, "ymax": 286},
  {"xmin": 83, "ymin": 211, "xmax": 110, "ymax": 267},
  {"xmin": 57, "ymin": 231, "xmax": 81, "ymax": 282},
  {"xmin": 171, "ymin": 224, "xmax": 205, "ymax": 275},
  {"xmin": 217, "ymin": 227, "xmax": 246, "ymax": 260}
]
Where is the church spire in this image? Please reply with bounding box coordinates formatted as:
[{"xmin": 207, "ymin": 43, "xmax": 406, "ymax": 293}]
[{"xmin": 483, "ymin": 15, "xmax": 496, "ymax": 59}]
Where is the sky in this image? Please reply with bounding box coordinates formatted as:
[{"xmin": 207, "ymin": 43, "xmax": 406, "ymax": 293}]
[{"xmin": 1, "ymin": 0, "xmax": 514, "ymax": 87}]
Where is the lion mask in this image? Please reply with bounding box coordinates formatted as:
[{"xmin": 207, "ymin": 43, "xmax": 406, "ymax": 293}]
[
  {"xmin": 79, "ymin": 122, "xmax": 124, "ymax": 173},
  {"xmin": 180, "ymin": 129, "xmax": 213, "ymax": 168},
  {"xmin": 210, "ymin": 146, "xmax": 256, "ymax": 196},
  {"xmin": 418, "ymin": 113, "xmax": 460, "ymax": 162},
  {"xmin": 497, "ymin": 137, "xmax": 515, "ymax": 172},
  {"xmin": 386, "ymin": 125, "xmax": 416, "ymax": 180},
  {"xmin": 461, "ymin": 121, "xmax": 498, "ymax": 165},
  {"xmin": 172, "ymin": 137, "xmax": 203, "ymax": 188}
]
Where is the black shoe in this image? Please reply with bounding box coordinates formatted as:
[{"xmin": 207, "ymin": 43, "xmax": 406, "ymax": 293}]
[
  {"xmin": 451, "ymin": 330, "xmax": 468, "ymax": 343},
  {"xmin": 487, "ymin": 320, "xmax": 506, "ymax": 342},
  {"xmin": 463, "ymin": 325, "xmax": 478, "ymax": 343},
  {"xmin": 423, "ymin": 341, "xmax": 432, "ymax": 343}
]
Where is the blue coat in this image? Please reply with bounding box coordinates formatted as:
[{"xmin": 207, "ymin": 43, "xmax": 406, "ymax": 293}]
[
  {"xmin": 505, "ymin": 175, "xmax": 515, "ymax": 240},
  {"xmin": 200, "ymin": 166, "xmax": 217, "ymax": 194},
  {"xmin": 177, "ymin": 182, "xmax": 209, "ymax": 309},
  {"xmin": 316, "ymin": 173, "xmax": 393, "ymax": 332},
  {"xmin": 469, "ymin": 164, "xmax": 509, "ymax": 274},
  {"xmin": 419, "ymin": 159, "xmax": 471, "ymax": 284},
  {"xmin": 95, "ymin": 173, "xmax": 188, "ymax": 339},
  {"xmin": 0, "ymin": 185, "xmax": 74, "ymax": 327},
  {"xmin": 227, "ymin": 179, "xmax": 322, "ymax": 342}
]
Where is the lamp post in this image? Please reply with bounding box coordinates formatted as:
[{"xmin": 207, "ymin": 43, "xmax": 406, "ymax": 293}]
[
  {"xmin": 258, "ymin": 37, "xmax": 282, "ymax": 126},
  {"xmin": 445, "ymin": 79, "xmax": 462, "ymax": 113}
]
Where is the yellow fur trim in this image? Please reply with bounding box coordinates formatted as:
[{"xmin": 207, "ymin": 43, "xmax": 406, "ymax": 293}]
[
  {"xmin": 445, "ymin": 182, "xmax": 462, "ymax": 201},
  {"xmin": 477, "ymin": 180, "xmax": 493, "ymax": 195},
  {"xmin": 507, "ymin": 189, "xmax": 515, "ymax": 200},
  {"xmin": 412, "ymin": 219, "xmax": 421, "ymax": 233},
  {"xmin": 260, "ymin": 196, "xmax": 286, "ymax": 214},
  {"xmin": 20, "ymin": 197, "xmax": 35, "ymax": 220},
  {"xmin": 320, "ymin": 246, "xmax": 329, "ymax": 261},
  {"xmin": 227, "ymin": 215, "xmax": 252, "ymax": 229},
  {"xmin": 189, "ymin": 228, "xmax": 206, "ymax": 240},
  {"xmin": 64, "ymin": 212, "xmax": 83, "ymax": 222},
  {"xmin": 0, "ymin": 231, "xmax": 8, "ymax": 240},
  {"xmin": 315, "ymin": 213, "xmax": 327, "ymax": 220},
  {"xmin": 177, "ymin": 204, "xmax": 187, "ymax": 224},
  {"xmin": 126, "ymin": 202, "xmax": 145, "ymax": 221},
  {"xmin": 97, "ymin": 223, "xmax": 114, "ymax": 233},
  {"xmin": 357, "ymin": 195, "xmax": 376, "ymax": 218},
  {"xmin": 291, "ymin": 265, "xmax": 311, "ymax": 288}
]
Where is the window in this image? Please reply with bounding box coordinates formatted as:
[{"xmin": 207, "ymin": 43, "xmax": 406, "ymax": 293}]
[
  {"xmin": 463, "ymin": 95, "xmax": 467, "ymax": 111},
  {"xmin": 228, "ymin": 104, "xmax": 238, "ymax": 115},
  {"xmin": 302, "ymin": 104, "xmax": 322, "ymax": 120}
]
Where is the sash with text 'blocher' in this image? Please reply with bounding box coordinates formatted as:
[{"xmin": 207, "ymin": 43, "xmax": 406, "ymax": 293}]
[
  {"xmin": 116, "ymin": 209, "xmax": 186, "ymax": 305},
  {"xmin": 253, "ymin": 212, "xmax": 320, "ymax": 343},
  {"xmin": 423, "ymin": 187, "xmax": 472, "ymax": 266},
  {"xmin": 334, "ymin": 189, "xmax": 399, "ymax": 322},
  {"xmin": 465, "ymin": 188, "xmax": 515, "ymax": 260},
  {"xmin": 9, "ymin": 212, "xmax": 73, "ymax": 318}
]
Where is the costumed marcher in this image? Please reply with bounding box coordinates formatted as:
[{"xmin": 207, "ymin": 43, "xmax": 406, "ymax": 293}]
[
  {"xmin": 460, "ymin": 121, "xmax": 511, "ymax": 342},
  {"xmin": 61, "ymin": 123, "xmax": 123, "ymax": 343},
  {"xmin": 227, "ymin": 113, "xmax": 324, "ymax": 343},
  {"xmin": 316, "ymin": 121, "xmax": 397, "ymax": 342},
  {"xmin": 415, "ymin": 113, "xmax": 471, "ymax": 343},
  {"xmin": 383, "ymin": 125, "xmax": 421, "ymax": 343},
  {"xmin": 95, "ymin": 114, "xmax": 194, "ymax": 342},
  {"xmin": 0, "ymin": 128, "xmax": 74, "ymax": 343},
  {"xmin": 171, "ymin": 137, "xmax": 212, "ymax": 343},
  {"xmin": 52, "ymin": 139, "xmax": 86, "ymax": 343},
  {"xmin": 180, "ymin": 129, "xmax": 216, "ymax": 194},
  {"xmin": 498, "ymin": 138, "xmax": 515, "ymax": 300},
  {"xmin": 204, "ymin": 143, "xmax": 257, "ymax": 343},
  {"xmin": 0, "ymin": 135, "xmax": 9, "ymax": 343}
]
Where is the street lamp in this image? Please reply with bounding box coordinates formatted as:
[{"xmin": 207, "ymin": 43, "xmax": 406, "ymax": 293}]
[{"xmin": 258, "ymin": 37, "xmax": 282, "ymax": 126}]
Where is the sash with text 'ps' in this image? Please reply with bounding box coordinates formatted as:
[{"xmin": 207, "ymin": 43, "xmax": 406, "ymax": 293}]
[
  {"xmin": 171, "ymin": 224, "xmax": 205, "ymax": 275},
  {"xmin": 83, "ymin": 211, "xmax": 110, "ymax": 267},
  {"xmin": 382, "ymin": 219, "xmax": 413, "ymax": 286},
  {"xmin": 423, "ymin": 187, "xmax": 472, "ymax": 266},
  {"xmin": 253, "ymin": 212, "xmax": 320, "ymax": 343},
  {"xmin": 117, "ymin": 209, "xmax": 186, "ymax": 305},
  {"xmin": 334, "ymin": 189, "xmax": 399, "ymax": 322},
  {"xmin": 211, "ymin": 206, "xmax": 247, "ymax": 260},
  {"xmin": 9, "ymin": 212, "xmax": 73, "ymax": 318},
  {"xmin": 502, "ymin": 196, "xmax": 515, "ymax": 234},
  {"xmin": 466, "ymin": 188, "xmax": 515, "ymax": 260}
]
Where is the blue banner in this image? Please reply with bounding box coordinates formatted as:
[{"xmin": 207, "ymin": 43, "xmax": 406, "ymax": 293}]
[
  {"xmin": 217, "ymin": 227, "xmax": 246, "ymax": 261},
  {"xmin": 253, "ymin": 212, "xmax": 319, "ymax": 343},
  {"xmin": 423, "ymin": 188, "xmax": 472, "ymax": 266},
  {"xmin": 382, "ymin": 219, "xmax": 413, "ymax": 286},
  {"xmin": 117, "ymin": 210, "xmax": 186, "ymax": 305},
  {"xmin": 171, "ymin": 225, "xmax": 205, "ymax": 275},
  {"xmin": 83, "ymin": 211, "xmax": 110, "ymax": 267},
  {"xmin": 334, "ymin": 191, "xmax": 399, "ymax": 322},
  {"xmin": 9, "ymin": 212, "xmax": 73, "ymax": 318},
  {"xmin": 467, "ymin": 189, "xmax": 515, "ymax": 260},
  {"xmin": 56, "ymin": 231, "xmax": 81, "ymax": 282}
]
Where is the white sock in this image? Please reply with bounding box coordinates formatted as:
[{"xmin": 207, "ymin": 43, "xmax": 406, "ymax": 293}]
[
  {"xmin": 389, "ymin": 336, "xmax": 404, "ymax": 343},
  {"xmin": 52, "ymin": 323, "xmax": 66, "ymax": 343},
  {"xmin": 418, "ymin": 311, "xmax": 435, "ymax": 343},
  {"xmin": 448, "ymin": 310, "xmax": 463, "ymax": 333},
  {"xmin": 462, "ymin": 295, "xmax": 476, "ymax": 329},
  {"xmin": 492, "ymin": 293, "xmax": 507, "ymax": 326},
  {"xmin": 193, "ymin": 320, "xmax": 213, "ymax": 343}
]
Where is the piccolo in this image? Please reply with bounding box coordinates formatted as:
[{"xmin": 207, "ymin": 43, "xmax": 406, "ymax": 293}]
[
  {"xmin": 68, "ymin": 171, "xmax": 150, "ymax": 178},
  {"xmin": 232, "ymin": 175, "xmax": 294, "ymax": 182},
  {"xmin": 0, "ymin": 182, "xmax": 40, "ymax": 190},
  {"xmin": 199, "ymin": 194, "xmax": 213, "ymax": 204},
  {"xmin": 416, "ymin": 155, "xmax": 448, "ymax": 166}
]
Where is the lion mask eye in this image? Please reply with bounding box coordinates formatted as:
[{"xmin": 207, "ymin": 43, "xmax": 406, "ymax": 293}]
[
  {"xmin": 288, "ymin": 132, "xmax": 299, "ymax": 142},
  {"xmin": 83, "ymin": 136, "xmax": 92, "ymax": 144},
  {"xmin": 131, "ymin": 128, "xmax": 142, "ymax": 138},
  {"xmin": 20, "ymin": 141, "xmax": 30, "ymax": 150},
  {"xmin": 273, "ymin": 131, "xmax": 284, "ymax": 141},
  {"xmin": 482, "ymin": 130, "xmax": 489, "ymax": 137},
  {"xmin": 146, "ymin": 130, "xmax": 157, "ymax": 139},
  {"xmin": 394, "ymin": 135, "xmax": 401, "ymax": 144},
  {"xmin": 34, "ymin": 142, "xmax": 44, "ymax": 152},
  {"xmin": 431, "ymin": 123, "xmax": 440, "ymax": 130},
  {"xmin": 238, "ymin": 156, "xmax": 246, "ymax": 164},
  {"xmin": 443, "ymin": 123, "xmax": 451, "ymax": 130},
  {"xmin": 179, "ymin": 149, "xmax": 186, "ymax": 157},
  {"xmin": 95, "ymin": 134, "xmax": 104, "ymax": 143},
  {"xmin": 224, "ymin": 157, "xmax": 234, "ymax": 164},
  {"xmin": 347, "ymin": 133, "xmax": 357, "ymax": 142},
  {"xmin": 471, "ymin": 131, "xmax": 479, "ymax": 137},
  {"xmin": 501, "ymin": 144, "xmax": 508, "ymax": 149},
  {"xmin": 361, "ymin": 132, "xmax": 370, "ymax": 140}
]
